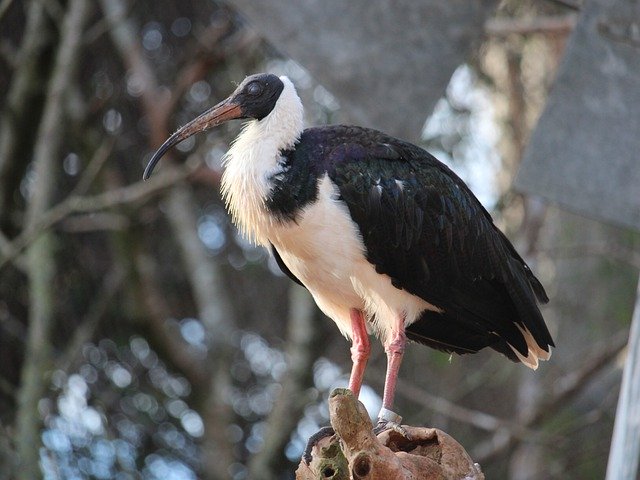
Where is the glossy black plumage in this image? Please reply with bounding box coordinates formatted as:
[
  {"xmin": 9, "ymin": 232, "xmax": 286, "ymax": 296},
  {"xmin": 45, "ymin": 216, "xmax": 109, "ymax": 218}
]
[{"xmin": 269, "ymin": 125, "xmax": 554, "ymax": 362}]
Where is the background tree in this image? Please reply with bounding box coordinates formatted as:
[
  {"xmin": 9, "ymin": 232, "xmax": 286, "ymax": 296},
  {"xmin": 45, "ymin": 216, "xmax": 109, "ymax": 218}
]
[{"xmin": 0, "ymin": 1, "xmax": 637, "ymax": 479}]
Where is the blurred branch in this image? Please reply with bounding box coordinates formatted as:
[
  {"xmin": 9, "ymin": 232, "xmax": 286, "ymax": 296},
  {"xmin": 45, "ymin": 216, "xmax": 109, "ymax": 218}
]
[
  {"xmin": 60, "ymin": 212, "xmax": 130, "ymax": 233},
  {"xmin": 42, "ymin": 0, "xmax": 65, "ymax": 24},
  {"xmin": 56, "ymin": 266, "xmax": 126, "ymax": 373},
  {"xmin": 133, "ymin": 250, "xmax": 210, "ymax": 388},
  {"xmin": 0, "ymin": 161, "xmax": 199, "ymax": 269},
  {"xmin": 165, "ymin": 185, "xmax": 236, "ymax": 347},
  {"xmin": 70, "ymin": 136, "xmax": 116, "ymax": 197},
  {"xmin": 545, "ymin": 0, "xmax": 581, "ymax": 11},
  {"xmin": 82, "ymin": 0, "xmax": 135, "ymax": 46},
  {"xmin": 166, "ymin": 19, "xmax": 234, "ymax": 114},
  {"xmin": 161, "ymin": 147, "xmax": 239, "ymax": 479},
  {"xmin": 528, "ymin": 329, "xmax": 628, "ymax": 426},
  {"xmin": 485, "ymin": 14, "xmax": 577, "ymax": 37},
  {"xmin": 15, "ymin": 1, "xmax": 92, "ymax": 479},
  {"xmin": 98, "ymin": 2, "xmax": 258, "ymax": 476},
  {"xmin": 0, "ymin": 419, "xmax": 16, "ymax": 480},
  {"xmin": 474, "ymin": 330, "xmax": 628, "ymax": 463},
  {"xmin": 0, "ymin": 231, "xmax": 25, "ymax": 272},
  {"xmin": 0, "ymin": 304, "xmax": 27, "ymax": 343},
  {"xmin": 0, "ymin": 376, "xmax": 14, "ymax": 402},
  {"xmin": 0, "ymin": 38, "xmax": 17, "ymax": 69},
  {"xmin": 371, "ymin": 368, "xmax": 537, "ymax": 440},
  {"xmin": 0, "ymin": 0, "xmax": 53, "ymax": 227},
  {"xmin": 167, "ymin": 18, "xmax": 259, "ymax": 116},
  {"xmin": 0, "ymin": 0, "xmax": 13, "ymax": 22},
  {"xmin": 374, "ymin": 328, "xmax": 627, "ymax": 464},
  {"xmin": 164, "ymin": 184, "xmax": 238, "ymax": 476},
  {"xmin": 98, "ymin": 0, "xmax": 169, "ymax": 144},
  {"xmin": 543, "ymin": 243, "xmax": 640, "ymax": 270},
  {"xmin": 248, "ymin": 286, "xmax": 322, "ymax": 479}
]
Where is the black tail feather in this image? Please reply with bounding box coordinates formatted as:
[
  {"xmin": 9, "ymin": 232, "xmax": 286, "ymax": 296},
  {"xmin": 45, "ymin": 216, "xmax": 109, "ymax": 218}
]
[{"xmin": 406, "ymin": 310, "xmax": 521, "ymax": 362}]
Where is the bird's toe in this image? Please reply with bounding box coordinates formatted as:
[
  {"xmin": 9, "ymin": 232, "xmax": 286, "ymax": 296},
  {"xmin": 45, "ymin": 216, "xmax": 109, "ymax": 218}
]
[
  {"xmin": 374, "ymin": 419, "xmax": 412, "ymax": 439},
  {"xmin": 374, "ymin": 408, "xmax": 411, "ymax": 439}
]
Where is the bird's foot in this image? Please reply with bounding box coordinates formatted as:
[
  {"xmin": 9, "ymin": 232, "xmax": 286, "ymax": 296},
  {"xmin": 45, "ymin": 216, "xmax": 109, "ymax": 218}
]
[
  {"xmin": 374, "ymin": 408, "xmax": 411, "ymax": 439},
  {"xmin": 303, "ymin": 426, "xmax": 336, "ymax": 465}
]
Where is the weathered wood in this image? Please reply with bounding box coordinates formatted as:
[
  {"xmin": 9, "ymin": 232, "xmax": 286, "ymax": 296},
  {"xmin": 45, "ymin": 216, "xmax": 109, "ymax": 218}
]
[{"xmin": 297, "ymin": 389, "xmax": 484, "ymax": 480}]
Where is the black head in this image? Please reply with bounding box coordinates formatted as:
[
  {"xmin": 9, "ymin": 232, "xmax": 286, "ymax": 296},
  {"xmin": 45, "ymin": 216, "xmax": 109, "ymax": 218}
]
[
  {"xmin": 143, "ymin": 73, "xmax": 285, "ymax": 180},
  {"xmin": 232, "ymin": 73, "xmax": 284, "ymax": 120}
]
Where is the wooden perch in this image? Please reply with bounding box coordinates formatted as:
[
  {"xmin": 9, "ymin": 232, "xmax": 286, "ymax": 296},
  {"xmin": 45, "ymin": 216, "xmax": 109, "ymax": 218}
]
[{"xmin": 296, "ymin": 389, "xmax": 484, "ymax": 480}]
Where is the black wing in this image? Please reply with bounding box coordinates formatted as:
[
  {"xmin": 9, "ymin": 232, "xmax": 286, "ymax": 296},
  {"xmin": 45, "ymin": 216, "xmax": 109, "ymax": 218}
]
[{"xmin": 307, "ymin": 126, "xmax": 554, "ymax": 361}]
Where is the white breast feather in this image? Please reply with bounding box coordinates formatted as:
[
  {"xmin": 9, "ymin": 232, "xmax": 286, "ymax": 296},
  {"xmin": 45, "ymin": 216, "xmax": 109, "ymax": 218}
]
[{"xmin": 221, "ymin": 76, "xmax": 303, "ymax": 245}]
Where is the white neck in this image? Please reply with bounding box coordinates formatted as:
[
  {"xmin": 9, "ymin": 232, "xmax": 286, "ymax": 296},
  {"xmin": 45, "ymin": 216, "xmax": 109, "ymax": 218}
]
[{"xmin": 220, "ymin": 76, "xmax": 304, "ymax": 245}]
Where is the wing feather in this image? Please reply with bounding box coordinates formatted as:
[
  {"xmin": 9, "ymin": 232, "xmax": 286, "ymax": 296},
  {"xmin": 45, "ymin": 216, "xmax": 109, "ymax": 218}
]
[{"xmin": 315, "ymin": 126, "xmax": 554, "ymax": 359}]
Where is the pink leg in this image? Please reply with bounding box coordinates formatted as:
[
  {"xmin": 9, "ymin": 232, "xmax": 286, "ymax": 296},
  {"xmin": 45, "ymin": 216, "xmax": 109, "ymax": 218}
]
[
  {"xmin": 381, "ymin": 315, "xmax": 407, "ymax": 411},
  {"xmin": 348, "ymin": 308, "xmax": 370, "ymax": 398}
]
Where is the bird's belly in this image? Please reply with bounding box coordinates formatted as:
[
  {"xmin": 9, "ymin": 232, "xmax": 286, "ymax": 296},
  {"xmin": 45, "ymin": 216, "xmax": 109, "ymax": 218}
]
[
  {"xmin": 271, "ymin": 178, "xmax": 365, "ymax": 337},
  {"xmin": 269, "ymin": 176, "xmax": 438, "ymax": 341}
]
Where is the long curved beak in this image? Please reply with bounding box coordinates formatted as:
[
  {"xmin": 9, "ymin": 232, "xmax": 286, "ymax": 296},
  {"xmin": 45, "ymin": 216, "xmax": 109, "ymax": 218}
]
[{"xmin": 143, "ymin": 98, "xmax": 243, "ymax": 180}]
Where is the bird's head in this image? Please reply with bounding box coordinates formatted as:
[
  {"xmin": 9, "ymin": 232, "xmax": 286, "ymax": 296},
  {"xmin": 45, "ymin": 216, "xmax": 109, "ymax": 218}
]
[{"xmin": 143, "ymin": 73, "xmax": 286, "ymax": 180}]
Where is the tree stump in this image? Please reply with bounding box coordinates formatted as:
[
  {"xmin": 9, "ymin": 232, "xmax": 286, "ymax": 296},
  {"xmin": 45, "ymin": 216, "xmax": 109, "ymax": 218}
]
[{"xmin": 296, "ymin": 388, "xmax": 484, "ymax": 480}]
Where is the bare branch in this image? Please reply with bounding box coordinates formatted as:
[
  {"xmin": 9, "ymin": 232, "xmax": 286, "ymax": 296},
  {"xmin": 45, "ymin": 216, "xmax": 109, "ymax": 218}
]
[
  {"xmin": 529, "ymin": 330, "xmax": 628, "ymax": 426},
  {"xmin": 82, "ymin": 0, "xmax": 135, "ymax": 46},
  {"xmin": 97, "ymin": 2, "xmax": 261, "ymax": 477},
  {"xmin": 0, "ymin": 0, "xmax": 53, "ymax": 221},
  {"xmin": 543, "ymin": 243, "xmax": 640, "ymax": 270},
  {"xmin": 0, "ymin": 304, "xmax": 27, "ymax": 343},
  {"xmin": 98, "ymin": 0, "xmax": 167, "ymax": 144},
  {"xmin": 369, "ymin": 328, "xmax": 627, "ymax": 466},
  {"xmin": 15, "ymin": 1, "xmax": 92, "ymax": 478},
  {"xmin": 0, "ymin": 230, "xmax": 25, "ymax": 272},
  {"xmin": 0, "ymin": 419, "xmax": 16, "ymax": 479},
  {"xmin": 545, "ymin": 0, "xmax": 582, "ymax": 11},
  {"xmin": 70, "ymin": 137, "xmax": 116, "ymax": 197},
  {"xmin": 485, "ymin": 14, "xmax": 577, "ymax": 37},
  {"xmin": 59, "ymin": 212, "xmax": 130, "ymax": 233},
  {"xmin": 133, "ymin": 250, "xmax": 210, "ymax": 389},
  {"xmin": 473, "ymin": 330, "xmax": 628, "ymax": 463},
  {"xmin": 248, "ymin": 286, "xmax": 322, "ymax": 478},
  {"xmin": 56, "ymin": 266, "xmax": 126, "ymax": 373},
  {"xmin": 0, "ymin": 0, "xmax": 14, "ymax": 23},
  {"xmin": 370, "ymin": 367, "xmax": 538, "ymax": 440},
  {"xmin": 165, "ymin": 19, "xmax": 235, "ymax": 115},
  {"xmin": 0, "ymin": 161, "xmax": 200, "ymax": 269}
]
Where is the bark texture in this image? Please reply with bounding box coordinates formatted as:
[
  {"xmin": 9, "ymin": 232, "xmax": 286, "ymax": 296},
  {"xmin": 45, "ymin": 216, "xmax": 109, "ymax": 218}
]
[{"xmin": 297, "ymin": 389, "xmax": 484, "ymax": 480}]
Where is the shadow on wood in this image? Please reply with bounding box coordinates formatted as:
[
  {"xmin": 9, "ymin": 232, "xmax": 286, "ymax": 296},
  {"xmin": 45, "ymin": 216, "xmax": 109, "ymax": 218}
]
[{"xmin": 296, "ymin": 388, "xmax": 484, "ymax": 479}]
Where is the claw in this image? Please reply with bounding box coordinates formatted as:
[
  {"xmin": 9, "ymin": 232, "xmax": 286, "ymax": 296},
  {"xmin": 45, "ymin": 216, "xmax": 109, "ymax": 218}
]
[
  {"xmin": 374, "ymin": 418, "xmax": 411, "ymax": 439},
  {"xmin": 303, "ymin": 426, "xmax": 336, "ymax": 465},
  {"xmin": 374, "ymin": 408, "xmax": 411, "ymax": 439}
]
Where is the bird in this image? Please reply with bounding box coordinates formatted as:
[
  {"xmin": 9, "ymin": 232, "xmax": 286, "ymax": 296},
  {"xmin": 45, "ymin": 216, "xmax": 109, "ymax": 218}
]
[{"xmin": 144, "ymin": 72, "xmax": 554, "ymax": 434}]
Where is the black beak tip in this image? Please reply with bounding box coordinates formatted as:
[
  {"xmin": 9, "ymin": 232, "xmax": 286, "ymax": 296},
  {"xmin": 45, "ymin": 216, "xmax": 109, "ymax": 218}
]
[
  {"xmin": 142, "ymin": 159, "xmax": 157, "ymax": 182},
  {"xmin": 142, "ymin": 162, "xmax": 154, "ymax": 181},
  {"xmin": 143, "ymin": 141, "xmax": 172, "ymax": 180}
]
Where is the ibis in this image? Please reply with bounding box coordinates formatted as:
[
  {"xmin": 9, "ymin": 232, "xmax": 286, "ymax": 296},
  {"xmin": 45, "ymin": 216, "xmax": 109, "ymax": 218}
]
[{"xmin": 144, "ymin": 73, "xmax": 554, "ymax": 433}]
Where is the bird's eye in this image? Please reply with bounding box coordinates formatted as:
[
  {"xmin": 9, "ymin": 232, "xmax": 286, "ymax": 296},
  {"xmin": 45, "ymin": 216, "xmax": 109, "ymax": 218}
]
[{"xmin": 246, "ymin": 82, "xmax": 262, "ymax": 96}]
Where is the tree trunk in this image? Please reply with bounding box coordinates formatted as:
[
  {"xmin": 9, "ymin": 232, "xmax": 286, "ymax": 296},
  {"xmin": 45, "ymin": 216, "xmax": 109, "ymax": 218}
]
[{"xmin": 15, "ymin": 1, "xmax": 91, "ymax": 478}]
